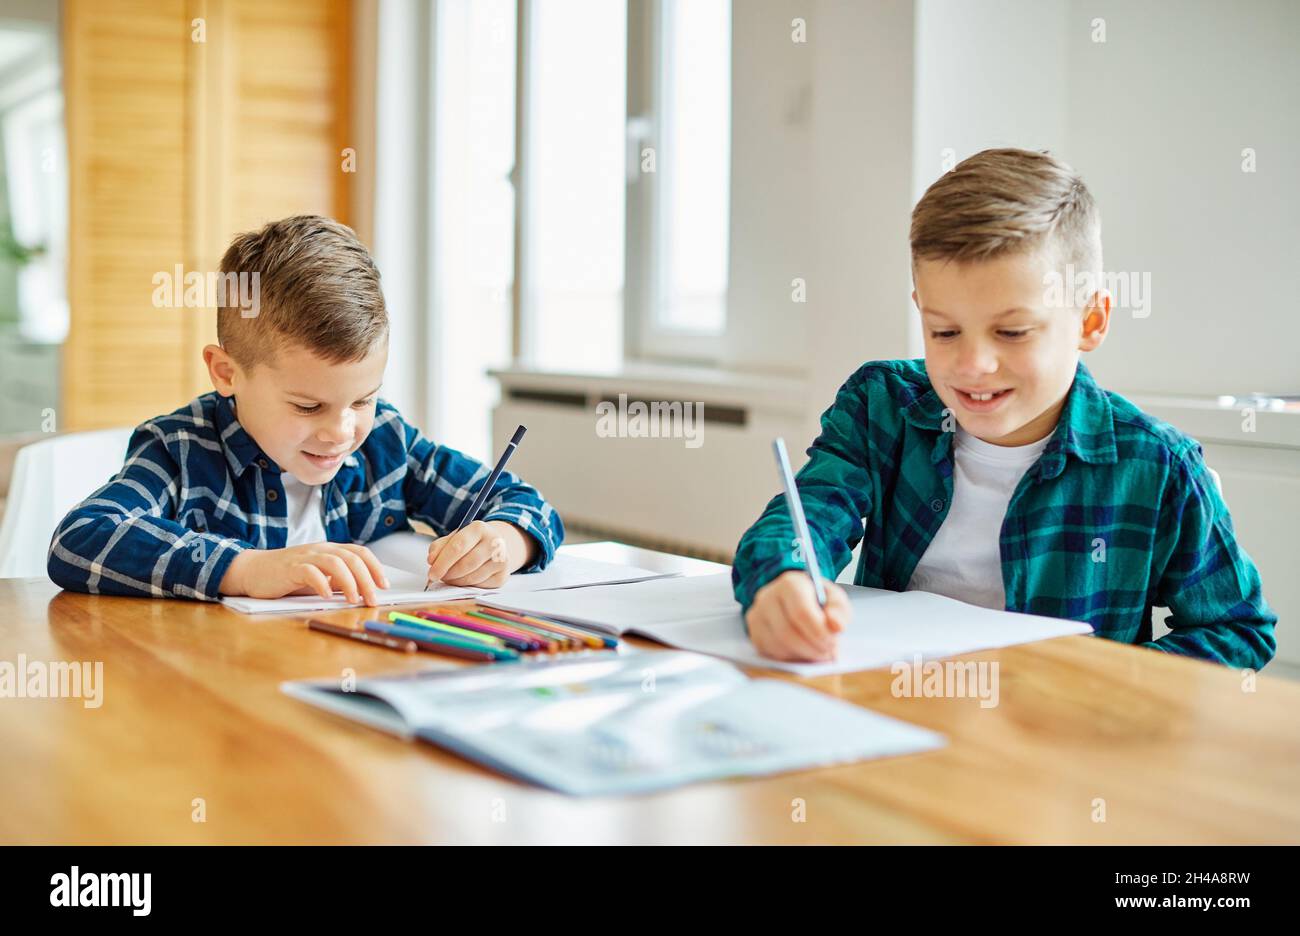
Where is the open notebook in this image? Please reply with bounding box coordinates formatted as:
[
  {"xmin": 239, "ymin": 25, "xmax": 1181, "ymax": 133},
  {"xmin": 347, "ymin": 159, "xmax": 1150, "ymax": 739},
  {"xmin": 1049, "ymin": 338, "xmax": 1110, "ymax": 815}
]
[
  {"xmin": 282, "ymin": 650, "xmax": 945, "ymax": 796},
  {"xmin": 482, "ymin": 572, "xmax": 1094, "ymax": 677},
  {"xmin": 220, "ymin": 531, "xmax": 674, "ymax": 614}
]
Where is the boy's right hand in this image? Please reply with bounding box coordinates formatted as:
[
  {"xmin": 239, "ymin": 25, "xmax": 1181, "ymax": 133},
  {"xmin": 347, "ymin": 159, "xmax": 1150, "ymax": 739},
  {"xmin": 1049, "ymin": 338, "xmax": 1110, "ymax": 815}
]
[
  {"xmin": 219, "ymin": 543, "xmax": 391, "ymax": 606},
  {"xmin": 745, "ymin": 570, "xmax": 851, "ymax": 662}
]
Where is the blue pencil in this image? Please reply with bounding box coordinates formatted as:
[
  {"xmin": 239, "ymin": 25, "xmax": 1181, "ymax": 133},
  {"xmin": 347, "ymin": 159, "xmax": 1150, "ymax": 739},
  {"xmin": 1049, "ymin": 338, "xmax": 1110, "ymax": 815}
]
[{"xmin": 773, "ymin": 437, "xmax": 827, "ymax": 607}]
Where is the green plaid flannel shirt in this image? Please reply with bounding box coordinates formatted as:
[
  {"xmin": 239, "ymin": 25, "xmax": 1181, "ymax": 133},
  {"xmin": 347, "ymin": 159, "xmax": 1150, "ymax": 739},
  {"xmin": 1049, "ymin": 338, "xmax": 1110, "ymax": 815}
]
[{"xmin": 732, "ymin": 359, "xmax": 1276, "ymax": 669}]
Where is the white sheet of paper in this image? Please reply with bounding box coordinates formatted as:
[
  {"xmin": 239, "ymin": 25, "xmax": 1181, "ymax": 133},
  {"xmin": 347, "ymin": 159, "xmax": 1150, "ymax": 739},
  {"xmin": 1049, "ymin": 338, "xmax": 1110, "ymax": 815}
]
[
  {"xmin": 219, "ymin": 531, "xmax": 675, "ymax": 614},
  {"xmin": 482, "ymin": 572, "xmax": 1094, "ymax": 676}
]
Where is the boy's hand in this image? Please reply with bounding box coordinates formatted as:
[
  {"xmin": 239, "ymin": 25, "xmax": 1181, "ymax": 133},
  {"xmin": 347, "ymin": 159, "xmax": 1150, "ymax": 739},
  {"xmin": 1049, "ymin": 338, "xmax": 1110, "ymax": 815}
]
[
  {"xmin": 219, "ymin": 543, "xmax": 391, "ymax": 606},
  {"xmin": 745, "ymin": 570, "xmax": 851, "ymax": 662},
  {"xmin": 426, "ymin": 520, "xmax": 535, "ymax": 589}
]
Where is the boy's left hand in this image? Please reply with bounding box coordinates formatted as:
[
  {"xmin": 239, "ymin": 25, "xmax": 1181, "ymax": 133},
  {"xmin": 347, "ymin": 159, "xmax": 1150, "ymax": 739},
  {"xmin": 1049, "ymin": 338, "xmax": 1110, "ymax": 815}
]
[{"xmin": 426, "ymin": 520, "xmax": 536, "ymax": 588}]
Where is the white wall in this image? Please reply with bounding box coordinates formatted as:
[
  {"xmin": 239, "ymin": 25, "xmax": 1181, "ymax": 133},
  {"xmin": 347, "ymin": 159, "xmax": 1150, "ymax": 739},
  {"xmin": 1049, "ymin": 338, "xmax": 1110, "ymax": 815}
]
[
  {"xmin": 913, "ymin": 0, "xmax": 1068, "ymax": 355},
  {"xmin": 724, "ymin": 0, "xmax": 814, "ymax": 378},
  {"xmin": 910, "ymin": 0, "xmax": 1299, "ymax": 396},
  {"xmin": 368, "ymin": 0, "xmax": 1300, "ymax": 413},
  {"xmin": 1064, "ymin": 0, "xmax": 1300, "ymax": 396},
  {"xmin": 805, "ymin": 0, "xmax": 915, "ymax": 431},
  {"xmin": 726, "ymin": 0, "xmax": 915, "ymax": 441},
  {"xmin": 913, "ymin": 0, "xmax": 1068, "ymax": 182}
]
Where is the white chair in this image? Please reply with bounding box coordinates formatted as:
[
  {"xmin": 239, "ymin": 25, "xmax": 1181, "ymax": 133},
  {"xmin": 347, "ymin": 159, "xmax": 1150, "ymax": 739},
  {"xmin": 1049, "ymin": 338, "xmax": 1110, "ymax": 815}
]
[{"xmin": 0, "ymin": 427, "xmax": 134, "ymax": 579}]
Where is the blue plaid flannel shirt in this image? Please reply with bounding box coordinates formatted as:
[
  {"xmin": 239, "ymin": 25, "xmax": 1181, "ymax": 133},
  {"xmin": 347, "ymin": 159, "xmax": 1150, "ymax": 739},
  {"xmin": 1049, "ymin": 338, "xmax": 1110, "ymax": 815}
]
[{"xmin": 47, "ymin": 391, "xmax": 564, "ymax": 600}]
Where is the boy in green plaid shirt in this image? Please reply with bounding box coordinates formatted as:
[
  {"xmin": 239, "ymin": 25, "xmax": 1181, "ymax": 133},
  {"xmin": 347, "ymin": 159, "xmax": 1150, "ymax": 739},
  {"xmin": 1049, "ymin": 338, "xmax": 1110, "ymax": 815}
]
[{"xmin": 732, "ymin": 148, "xmax": 1275, "ymax": 669}]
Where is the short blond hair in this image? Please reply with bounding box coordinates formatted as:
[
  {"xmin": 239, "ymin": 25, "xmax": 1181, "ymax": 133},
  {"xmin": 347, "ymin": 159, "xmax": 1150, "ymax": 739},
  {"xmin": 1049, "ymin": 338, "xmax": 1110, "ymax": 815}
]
[
  {"xmin": 216, "ymin": 215, "xmax": 388, "ymax": 370},
  {"xmin": 910, "ymin": 148, "xmax": 1101, "ymax": 276}
]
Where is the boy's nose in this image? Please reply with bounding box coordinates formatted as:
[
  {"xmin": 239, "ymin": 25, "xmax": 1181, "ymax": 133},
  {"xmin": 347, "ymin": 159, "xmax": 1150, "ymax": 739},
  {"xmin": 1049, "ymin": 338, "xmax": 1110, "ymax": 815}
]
[
  {"xmin": 953, "ymin": 342, "xmax": 999, "ymax": 376},
  {"xmin": 319, "ymin": 412, "xmax": 354, "ymax": 445}
]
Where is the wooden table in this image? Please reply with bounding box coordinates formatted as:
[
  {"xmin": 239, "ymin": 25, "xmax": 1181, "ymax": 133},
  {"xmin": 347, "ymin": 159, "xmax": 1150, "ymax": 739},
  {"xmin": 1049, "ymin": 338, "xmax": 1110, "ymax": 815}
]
[{"xmin": 2, "ymin": 542, "xmax": 1297, "ymax": 844}]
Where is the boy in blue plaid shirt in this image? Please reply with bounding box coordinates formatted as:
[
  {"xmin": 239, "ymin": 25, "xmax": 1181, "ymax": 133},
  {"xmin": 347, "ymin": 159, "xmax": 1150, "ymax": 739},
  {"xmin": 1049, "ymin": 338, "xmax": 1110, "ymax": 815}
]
[
  {"xmin": 49, "ymin": 216, "xmax": 563, "ymax": 606},
  {"xmin": 733, "ymin": 149, "xmax": 1275, "ymax": 668}
]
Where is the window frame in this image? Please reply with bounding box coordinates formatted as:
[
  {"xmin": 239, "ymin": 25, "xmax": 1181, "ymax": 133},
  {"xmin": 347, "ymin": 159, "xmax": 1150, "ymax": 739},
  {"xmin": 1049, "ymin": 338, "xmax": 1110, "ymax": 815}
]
[{"xmin": 512, "ymin": 0, "xmax": 732, "ymax": 370}]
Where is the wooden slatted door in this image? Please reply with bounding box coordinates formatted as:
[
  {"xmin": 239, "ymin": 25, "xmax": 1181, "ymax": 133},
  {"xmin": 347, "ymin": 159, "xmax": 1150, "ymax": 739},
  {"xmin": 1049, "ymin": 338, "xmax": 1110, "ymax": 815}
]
[{"xmin": 62, "ymin": 0, "xmax": 354, "ymax": 430}]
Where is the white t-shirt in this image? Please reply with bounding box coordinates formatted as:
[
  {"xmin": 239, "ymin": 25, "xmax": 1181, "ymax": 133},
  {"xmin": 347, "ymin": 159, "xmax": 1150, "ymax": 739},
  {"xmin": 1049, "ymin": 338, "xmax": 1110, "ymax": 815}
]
[
  {"xmin": 280, "ymin": 471, "xmax": 326, "ymax": 547},
  {"xmin": 905, "ymin": 427, "xmax": 1052, "ymax": 610}
]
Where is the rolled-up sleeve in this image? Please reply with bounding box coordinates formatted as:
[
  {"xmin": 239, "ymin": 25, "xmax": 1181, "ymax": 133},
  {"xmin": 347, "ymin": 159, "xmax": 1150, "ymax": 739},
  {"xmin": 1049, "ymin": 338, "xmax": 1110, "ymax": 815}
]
[
  {"xmin": 732, "ymin": 371, "xmax": 874, "ymax": 613},
  {"xmin": 1145, "ymin": 443, "xmax": 1276, "ymax": 669},
  {"xmin": 400, "ymin": 420, "xmax": 564, "ymax": 571}
]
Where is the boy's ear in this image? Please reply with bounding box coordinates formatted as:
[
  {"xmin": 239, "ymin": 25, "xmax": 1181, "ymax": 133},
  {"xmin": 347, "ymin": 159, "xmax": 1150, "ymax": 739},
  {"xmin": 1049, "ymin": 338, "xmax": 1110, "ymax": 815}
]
[
  {"xmin": 203, "ymin": 344, "xmax": 238, "ymax": 396},
  {"xmin": 1078, "ymin": 290, "xmax": 1112, "ymax": 352}
]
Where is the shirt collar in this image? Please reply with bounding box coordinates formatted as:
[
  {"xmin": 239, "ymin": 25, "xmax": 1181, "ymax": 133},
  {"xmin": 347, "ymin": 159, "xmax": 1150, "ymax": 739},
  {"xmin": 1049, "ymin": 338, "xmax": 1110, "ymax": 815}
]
[
  {"xmin": 214, "ymin": 393, "xmax": 277, "ymax": 477},
  {"xmin": 902, "ymin": 359, "xmax": 1117, "ymax": 477}
]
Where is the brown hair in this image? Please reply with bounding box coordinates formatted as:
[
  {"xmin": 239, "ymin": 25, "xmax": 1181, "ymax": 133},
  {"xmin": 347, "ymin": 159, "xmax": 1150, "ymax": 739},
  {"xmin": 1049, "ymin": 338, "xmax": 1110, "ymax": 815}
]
[
  {"xmin": 216, "ymin": 215, "xmax": 388, "ymax": 370},
  {"xmin": 910, "ymin": 148, "xmax": 1101, "ymax": 277}
]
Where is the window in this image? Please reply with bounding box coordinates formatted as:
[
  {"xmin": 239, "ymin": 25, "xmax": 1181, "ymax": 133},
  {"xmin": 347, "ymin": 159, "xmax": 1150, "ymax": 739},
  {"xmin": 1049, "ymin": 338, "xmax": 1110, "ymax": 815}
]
[
  {"xmin": 429, "ymin": 0, "xmax": 517, "ymax": 460},
  {"xmin": 423, "ymin": 0, "xmax": 733, "ymax": 447},
  {"xmin": 648, "ymin": 0, "xmax": 732, "ymax": 340},
  {"xmin": 517, "ymin": 0, "xmax": 731, "ymax": 370},
  {"xmin": 624, "ymin": 0, "xmax": 731, "ymax": 363},
  {"xmin": 1, "ymin": 39, "xmax": 67, "ymax": 345},
  {"xmin": 380, "ymin": 1, "xmax": 734, "ymax": 454},
  {"xmin": 519, "ymin": 0, "xmax": 627, "ymax": 372}
]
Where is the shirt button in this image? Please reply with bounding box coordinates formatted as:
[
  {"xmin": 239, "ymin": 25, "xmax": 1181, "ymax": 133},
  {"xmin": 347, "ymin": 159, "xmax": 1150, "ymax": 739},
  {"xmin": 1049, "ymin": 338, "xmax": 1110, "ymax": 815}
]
[
  {"xmin": 257, "ymin": 458, "xmax": 269, "ymax": 469},
  {"xmin": 267, "ymin": 489, "xmax": 278, "ymax": 502},
  {"xmin": 384, "ymin": 516, "xmax": 395, "ymax": 527},
  {"xmin": 930, "ymin": 498, "xmax": 944, "ymax": 512}
]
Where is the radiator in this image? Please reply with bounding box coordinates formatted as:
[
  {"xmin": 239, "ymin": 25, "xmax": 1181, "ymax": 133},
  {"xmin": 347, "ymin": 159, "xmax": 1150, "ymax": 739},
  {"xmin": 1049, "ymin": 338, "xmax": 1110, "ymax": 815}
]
[{"xmin": 490, "ymin": 381, "xmax": 810, "ymax": 559}]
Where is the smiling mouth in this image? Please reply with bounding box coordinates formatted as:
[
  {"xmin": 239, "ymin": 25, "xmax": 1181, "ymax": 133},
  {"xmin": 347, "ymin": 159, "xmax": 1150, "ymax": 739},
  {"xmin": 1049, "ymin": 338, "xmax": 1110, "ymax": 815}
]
[{"xmin": 952, "ymin": 387, "xmax": 1015, "ymax": 410}]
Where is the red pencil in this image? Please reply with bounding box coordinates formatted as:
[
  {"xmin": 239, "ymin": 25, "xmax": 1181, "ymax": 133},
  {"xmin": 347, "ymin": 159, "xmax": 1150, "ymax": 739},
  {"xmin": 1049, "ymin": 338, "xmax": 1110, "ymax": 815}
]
[{"xmin": 307, "ymin": 618, "xmax": 417, "ymax": 653}]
